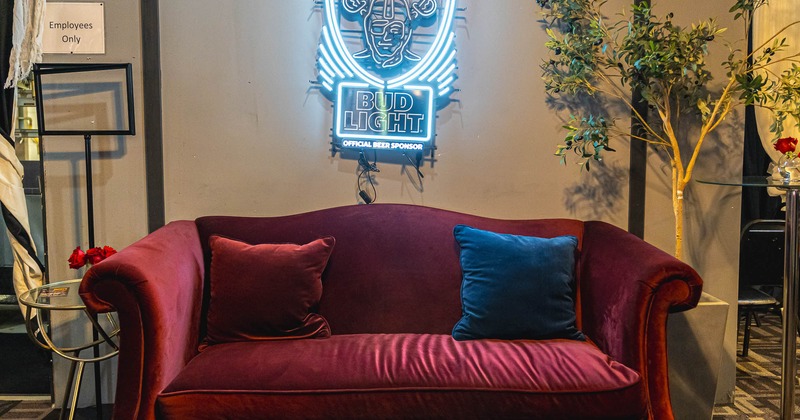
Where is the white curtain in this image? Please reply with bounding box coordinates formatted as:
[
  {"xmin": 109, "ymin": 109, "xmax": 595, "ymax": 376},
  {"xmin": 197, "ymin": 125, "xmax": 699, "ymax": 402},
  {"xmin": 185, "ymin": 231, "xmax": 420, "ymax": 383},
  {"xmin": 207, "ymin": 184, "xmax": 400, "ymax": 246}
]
[
  {"xmin": 4, "ymin": 0, "xmax": 45, "ymax": 88},
  {"xmin": 2, "ymin": 0, "xmax": 46, "ymax": 313},
  {"xmin": 0, "ymin": 137, "xmax": 43, "ymax": 313},
  {"xmin": 753, "ymin": 0, "xmax": 800, "ymax": 164}
]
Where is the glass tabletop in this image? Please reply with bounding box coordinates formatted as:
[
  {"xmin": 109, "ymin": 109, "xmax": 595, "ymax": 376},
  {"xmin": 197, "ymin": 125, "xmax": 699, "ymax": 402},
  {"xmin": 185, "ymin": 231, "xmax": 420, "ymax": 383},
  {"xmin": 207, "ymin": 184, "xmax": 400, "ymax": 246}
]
[
  {"xmin": 697, "ymin": 175, "xmax": 800, "ymax": 189},
  {"xmin": 17, "ymin": 279, "xmax": 85, "ymax": 310}
]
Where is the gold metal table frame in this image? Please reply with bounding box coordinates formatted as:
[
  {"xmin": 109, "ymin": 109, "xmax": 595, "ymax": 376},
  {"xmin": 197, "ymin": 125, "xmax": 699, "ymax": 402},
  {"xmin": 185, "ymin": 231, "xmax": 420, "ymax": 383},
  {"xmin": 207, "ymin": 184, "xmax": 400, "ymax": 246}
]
[
  {"xmin": 17, "ymin": 279, "xmax": 119, "ymax": 420},
  {"xmin": 698, "ymin": 176, "xmax": 800, "ymax": 420}
]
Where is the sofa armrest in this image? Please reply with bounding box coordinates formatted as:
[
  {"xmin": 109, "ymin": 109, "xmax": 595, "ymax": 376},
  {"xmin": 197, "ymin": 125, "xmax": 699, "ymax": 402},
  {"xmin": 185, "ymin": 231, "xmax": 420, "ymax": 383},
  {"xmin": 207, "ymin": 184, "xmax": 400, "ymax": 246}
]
[
  {"xmin": 79, "ymin": 221, "xmax": 205, "ymax": 420},
  {"xmin": 579, "ymin": 221, "xmax": 702, "ymax": 420}
]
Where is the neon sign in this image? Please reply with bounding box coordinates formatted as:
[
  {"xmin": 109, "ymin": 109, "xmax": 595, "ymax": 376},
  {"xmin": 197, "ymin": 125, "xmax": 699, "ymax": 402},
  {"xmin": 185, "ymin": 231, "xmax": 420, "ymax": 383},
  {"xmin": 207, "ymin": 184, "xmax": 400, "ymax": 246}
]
[{"xmin": 317, "ymin": 0, "xmax": 458, "ymax": 151}]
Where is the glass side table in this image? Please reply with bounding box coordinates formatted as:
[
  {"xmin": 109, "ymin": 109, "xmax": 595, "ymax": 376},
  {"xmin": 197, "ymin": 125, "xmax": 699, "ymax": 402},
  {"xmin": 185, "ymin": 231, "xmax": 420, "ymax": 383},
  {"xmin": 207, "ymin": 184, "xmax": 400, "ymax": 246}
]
[
  {"xmin": 697, "ymin": 175, "xmax": 800, "ymax": 420},
  {"xmin": 17, "ymin": 279, "xmax": 119, "ymax": 420}
]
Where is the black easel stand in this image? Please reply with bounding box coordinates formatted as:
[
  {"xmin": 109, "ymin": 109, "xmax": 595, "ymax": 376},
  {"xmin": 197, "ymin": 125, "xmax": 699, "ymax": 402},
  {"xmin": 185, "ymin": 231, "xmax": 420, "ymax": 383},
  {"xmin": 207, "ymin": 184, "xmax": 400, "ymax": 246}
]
[
  {"xmin": 32, "ymin": 63, "xmax": 136, "ymax": 420},
  {"xmin": 85, "ymin": 134, "xmax": 103, "ymax": 420}
]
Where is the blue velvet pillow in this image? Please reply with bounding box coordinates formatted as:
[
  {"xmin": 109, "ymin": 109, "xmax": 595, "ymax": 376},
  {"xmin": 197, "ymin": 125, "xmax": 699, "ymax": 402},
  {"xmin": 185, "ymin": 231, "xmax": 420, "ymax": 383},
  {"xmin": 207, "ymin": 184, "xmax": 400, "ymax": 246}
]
[{"xmin": 452, "ymin": 225, "xmax": 585, "ymax": 341}]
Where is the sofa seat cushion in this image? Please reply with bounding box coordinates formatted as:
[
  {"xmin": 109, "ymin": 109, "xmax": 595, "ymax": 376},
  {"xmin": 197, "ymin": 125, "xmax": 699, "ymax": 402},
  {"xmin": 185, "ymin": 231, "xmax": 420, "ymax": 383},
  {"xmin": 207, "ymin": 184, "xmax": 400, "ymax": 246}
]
[{"xmin": 158, "ymin": 334, "xmax": 644, "ymax": 419}]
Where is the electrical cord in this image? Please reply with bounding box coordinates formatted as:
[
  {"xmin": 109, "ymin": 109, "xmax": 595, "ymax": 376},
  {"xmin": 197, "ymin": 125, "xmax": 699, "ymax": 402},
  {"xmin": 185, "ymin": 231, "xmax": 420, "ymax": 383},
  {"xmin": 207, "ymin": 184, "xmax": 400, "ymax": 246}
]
[
  {"xmin": 357, "ymin": 151, "xmax": 379, "ymax": 204},
  {"xmin": 402, "ymin": 152, "xmax": 425, "ymax": 192},
  {"xmin": 403, "ymin": 152, "xmax": 424, "ymax": 180}
]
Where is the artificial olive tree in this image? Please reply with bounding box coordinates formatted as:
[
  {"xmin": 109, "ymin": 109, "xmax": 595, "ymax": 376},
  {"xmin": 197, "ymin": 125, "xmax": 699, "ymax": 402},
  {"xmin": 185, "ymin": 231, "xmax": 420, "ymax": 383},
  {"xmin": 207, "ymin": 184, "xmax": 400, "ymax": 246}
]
[{"xmin": 538, "ymin": 0, "xmax": 800, "ymax": 258}]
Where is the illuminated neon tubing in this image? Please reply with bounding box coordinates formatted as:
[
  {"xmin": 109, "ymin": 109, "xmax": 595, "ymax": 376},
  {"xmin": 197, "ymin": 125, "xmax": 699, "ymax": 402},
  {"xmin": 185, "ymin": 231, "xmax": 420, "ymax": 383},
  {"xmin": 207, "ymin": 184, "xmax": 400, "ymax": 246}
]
[
  {"xmin": 321, "ymin": 27, "xmax": 355, "ymax": 79},
  {"xmin": 319, "ymin": 46, "xmax": 346, "ymax": 79},
  {"xmin": 437, "ymin": 75, "xmax": 455, "ymax": 91},
  {"xmin": 320, "ymin": 0, "xmax": 457, "ymax": 90},
  {"xmin": 416, "ymin": 36, "xmax": 456, "ymax": 83},
  {"xmin": 322, "ymin": 26, "xmax": 356, "ymax": 79},
  {"xmin": 427, "ymin": 54, "xmax": 456, "ymax": 83},
  {"xmin": 334, "ymin": 82, "xmax": 435, "ymax": 143},
  {"xmin": 319, "ymin": 31, "xmax": 347, "ymax": 78},
  {"xmin": 387, "ymin": 0, "xmax": 455, "ymax": 86},
  {"xmin": 324, "ymin": 0, "xmax": 384, "ymax": 88},
  {"xmin": 318, "ymin": 55, "xmax": 337, "ymax": 80},
  {"xmin": 319, "ymin": 69, "xmax": 334, "ymax": 86},
  {"xmin": 387, "ymin": 0, "xmax": 456, "ymax": 87},
  {"xmin": 433, "ymin": 63, "xmax": 457, "ymax": 83}
]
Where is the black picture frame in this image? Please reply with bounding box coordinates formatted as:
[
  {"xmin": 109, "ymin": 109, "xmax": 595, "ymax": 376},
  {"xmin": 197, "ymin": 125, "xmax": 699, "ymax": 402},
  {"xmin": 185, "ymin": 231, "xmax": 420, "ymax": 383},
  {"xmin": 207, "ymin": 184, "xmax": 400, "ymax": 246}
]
[{"xmin": 33, "ymin": 63, "xmax": 135, "ymax": 136}]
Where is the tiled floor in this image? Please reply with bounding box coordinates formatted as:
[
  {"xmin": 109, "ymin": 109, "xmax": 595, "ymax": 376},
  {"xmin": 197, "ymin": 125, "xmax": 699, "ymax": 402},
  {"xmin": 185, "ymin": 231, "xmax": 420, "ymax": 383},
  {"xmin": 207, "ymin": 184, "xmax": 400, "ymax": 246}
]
[
  {"xmin": 713, "ymin": 312, "xmax": 798, "ymax": 419},
  {"xmin": 0, "ymin": 401, "xmax": 112, "ymax": 419}
]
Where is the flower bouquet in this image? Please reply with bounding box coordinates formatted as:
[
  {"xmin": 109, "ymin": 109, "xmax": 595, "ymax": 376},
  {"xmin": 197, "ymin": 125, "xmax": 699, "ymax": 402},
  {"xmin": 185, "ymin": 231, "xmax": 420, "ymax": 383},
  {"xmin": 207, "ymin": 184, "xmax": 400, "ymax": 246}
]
[
  {"xmin": 68, "ymin": 246, "xmax": 117, "ymax": 269},
  {"xmin": 772, "ymin": 136, "xmax": 800, "ymax": 183}
]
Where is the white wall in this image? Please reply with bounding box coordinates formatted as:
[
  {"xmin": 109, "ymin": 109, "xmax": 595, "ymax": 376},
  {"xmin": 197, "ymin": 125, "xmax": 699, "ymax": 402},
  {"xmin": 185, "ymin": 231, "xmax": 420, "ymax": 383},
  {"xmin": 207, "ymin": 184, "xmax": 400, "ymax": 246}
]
[
  {"xmin": 158, "ymin": 0, "xmax": 631, "ymax": 223},
  {"xmin": 37, "ymin": 0, "xmax": 746, "ymax": 407}
]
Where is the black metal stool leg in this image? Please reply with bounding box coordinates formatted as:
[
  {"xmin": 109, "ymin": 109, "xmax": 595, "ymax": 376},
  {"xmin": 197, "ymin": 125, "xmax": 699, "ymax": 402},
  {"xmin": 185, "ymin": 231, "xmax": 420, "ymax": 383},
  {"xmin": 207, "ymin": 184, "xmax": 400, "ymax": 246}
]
[{"xmin": 742, "ymin": 310, "xmax": 753, "ymax": 357}]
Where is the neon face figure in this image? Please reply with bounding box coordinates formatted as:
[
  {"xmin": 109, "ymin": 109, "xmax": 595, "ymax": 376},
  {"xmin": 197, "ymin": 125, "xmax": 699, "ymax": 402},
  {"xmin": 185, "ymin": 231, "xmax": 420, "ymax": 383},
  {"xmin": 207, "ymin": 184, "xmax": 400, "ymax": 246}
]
[
  {"xmin": 343, "ymin": 0, "xmax": 437, "ymax": 69},
  {"xmin": 365, "ymin": 1, "xmax": 411, "ymax": 68}
]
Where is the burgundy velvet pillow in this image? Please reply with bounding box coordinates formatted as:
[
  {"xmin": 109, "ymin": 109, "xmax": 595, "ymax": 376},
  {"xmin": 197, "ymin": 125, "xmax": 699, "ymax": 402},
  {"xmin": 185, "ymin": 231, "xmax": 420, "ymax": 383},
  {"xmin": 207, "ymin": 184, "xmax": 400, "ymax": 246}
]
[{"xmin": 203, "ymin": 235, "xmax": 335, "ymax": 347}]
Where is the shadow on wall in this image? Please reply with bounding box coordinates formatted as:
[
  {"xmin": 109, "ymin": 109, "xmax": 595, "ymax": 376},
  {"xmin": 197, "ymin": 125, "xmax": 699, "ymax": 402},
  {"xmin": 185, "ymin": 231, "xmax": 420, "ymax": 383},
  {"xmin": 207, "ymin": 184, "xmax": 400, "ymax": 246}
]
[
  {"xmin": 556, "ymin": 93, "xmax": 744, "ymax": 254},
  {"xmin": 670, "ymin": 109, "xmax": 744, "ymax": 271},
  {"xmin": 563, "ymin": 161, "xmax": 627, "ymax": 220},
  {"xmin": 539, "ymin": 53, "xmax": 632, "ymax": 221},
  {"xmin": 547, "ymin": 92, "xmax": 629, "ymax": 221}
]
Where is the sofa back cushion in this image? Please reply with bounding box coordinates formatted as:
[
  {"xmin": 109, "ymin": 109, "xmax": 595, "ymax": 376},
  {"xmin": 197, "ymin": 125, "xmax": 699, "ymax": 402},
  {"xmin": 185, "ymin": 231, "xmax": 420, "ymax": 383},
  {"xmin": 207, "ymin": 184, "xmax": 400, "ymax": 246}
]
[{"xmin": 195, "ymin": 204, "xmax": 585, "ymax": 335}]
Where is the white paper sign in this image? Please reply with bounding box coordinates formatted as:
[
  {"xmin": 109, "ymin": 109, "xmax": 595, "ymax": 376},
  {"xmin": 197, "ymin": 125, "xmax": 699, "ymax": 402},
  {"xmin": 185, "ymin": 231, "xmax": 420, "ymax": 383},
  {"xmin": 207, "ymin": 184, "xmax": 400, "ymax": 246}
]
[{"xmin": 42, "ymin": 3, "xmax": 105, "ymax": 54}]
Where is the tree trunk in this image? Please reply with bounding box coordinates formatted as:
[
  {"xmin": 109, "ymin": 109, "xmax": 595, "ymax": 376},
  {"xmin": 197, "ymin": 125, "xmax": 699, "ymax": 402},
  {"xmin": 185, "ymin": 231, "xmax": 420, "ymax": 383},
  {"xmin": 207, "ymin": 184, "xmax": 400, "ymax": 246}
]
[
  {"xmin": 671, "ymin": 162, "xmax": 685, "ymax": 260},
  {"xmin": 673, "ymin": 180, "xmax": 684, "ymax": 260}
]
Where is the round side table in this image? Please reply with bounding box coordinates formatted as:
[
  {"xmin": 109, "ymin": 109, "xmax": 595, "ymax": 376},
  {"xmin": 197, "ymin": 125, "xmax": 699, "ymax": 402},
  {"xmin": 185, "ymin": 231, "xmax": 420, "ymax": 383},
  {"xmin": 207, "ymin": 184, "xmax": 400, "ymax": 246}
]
[{"xmin": 17, "ymin": 279, "xmax": 119, "ymax": 420}]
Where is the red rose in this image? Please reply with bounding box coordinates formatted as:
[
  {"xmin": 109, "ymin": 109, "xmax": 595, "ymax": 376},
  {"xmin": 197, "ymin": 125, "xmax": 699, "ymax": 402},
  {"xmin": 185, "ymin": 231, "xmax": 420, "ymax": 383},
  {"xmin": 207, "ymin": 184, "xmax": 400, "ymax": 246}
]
[
  {"xmin": 69, "ymin": 245, "xmax": 117, "ymax": 269},
  {"xmin": 774, "ymin": 137, "xmax": 798, "ymax": 154},
  {"xmin": 101, "ymin": 246, "xmax": 117, "ymax": 259},
  {"xmin": 68, "ymin": 247, "xmax": 86, "ymax": 269},
  {"xmin": 85, "ymin": 247, "xmax": 104, "ymax": 265}
]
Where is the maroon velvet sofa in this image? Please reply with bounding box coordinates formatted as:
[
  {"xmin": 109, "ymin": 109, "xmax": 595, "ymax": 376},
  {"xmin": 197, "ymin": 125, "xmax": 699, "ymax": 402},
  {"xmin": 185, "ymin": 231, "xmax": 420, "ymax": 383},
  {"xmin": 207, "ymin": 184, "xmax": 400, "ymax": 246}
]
[{"xmin": 79, "ymin": 204, "xmax": 702, "ymax": 420}]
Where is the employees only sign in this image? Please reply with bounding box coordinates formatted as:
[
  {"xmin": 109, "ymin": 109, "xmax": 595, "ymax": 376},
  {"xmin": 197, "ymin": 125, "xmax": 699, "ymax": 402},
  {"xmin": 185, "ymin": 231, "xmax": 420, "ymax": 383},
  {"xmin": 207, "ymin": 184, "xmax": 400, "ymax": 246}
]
[{"xmin": 42, "ymin": 3, "xmax": 105, "ymax": 54}]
